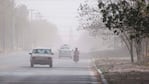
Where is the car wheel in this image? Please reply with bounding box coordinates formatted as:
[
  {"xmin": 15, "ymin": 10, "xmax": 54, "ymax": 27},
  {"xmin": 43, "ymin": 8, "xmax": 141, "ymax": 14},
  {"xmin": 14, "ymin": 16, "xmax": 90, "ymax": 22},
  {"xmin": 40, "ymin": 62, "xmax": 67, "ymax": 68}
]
[
  {"xmin": 49, "ymin": 59, "xmax": 53, "ymax": 68},
  {"xmin": 31, "ymin": 62, "xmax": 34, "ymax": 67},
  {"xmin": 49, "ymin": 63, "xmax": 52, "ymax": 68}
]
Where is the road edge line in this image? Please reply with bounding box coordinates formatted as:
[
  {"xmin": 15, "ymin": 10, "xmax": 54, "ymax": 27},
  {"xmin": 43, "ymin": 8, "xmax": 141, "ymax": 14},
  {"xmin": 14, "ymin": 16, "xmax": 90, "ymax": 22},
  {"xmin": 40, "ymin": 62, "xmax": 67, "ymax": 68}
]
[{"xmin": 92, "ymin": 58, "xmax": 108, "ymax": 84}]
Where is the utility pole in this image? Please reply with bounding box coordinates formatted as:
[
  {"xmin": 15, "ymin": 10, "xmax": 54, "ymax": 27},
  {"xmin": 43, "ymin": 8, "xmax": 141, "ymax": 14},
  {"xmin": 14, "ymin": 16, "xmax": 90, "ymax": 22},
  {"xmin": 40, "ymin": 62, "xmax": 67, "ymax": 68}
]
[
  {"xmin": 29, "ymin": 9, "xmax": 43, "ymax": 48},
  {"xmin": 12, "ymin": 0, "xmax": 16, "ymax": 51},
  {"xmin": 29, "ymin": 9, "xmax": 35, "ymax": 49}
]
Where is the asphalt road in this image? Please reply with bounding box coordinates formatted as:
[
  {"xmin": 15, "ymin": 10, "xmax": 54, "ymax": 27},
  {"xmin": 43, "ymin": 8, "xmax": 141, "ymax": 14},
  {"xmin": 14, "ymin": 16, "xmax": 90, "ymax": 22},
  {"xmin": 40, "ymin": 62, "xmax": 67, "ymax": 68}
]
[{"xmin": 0, "ymin": 52, "xmax": 101, "ymax": 84}]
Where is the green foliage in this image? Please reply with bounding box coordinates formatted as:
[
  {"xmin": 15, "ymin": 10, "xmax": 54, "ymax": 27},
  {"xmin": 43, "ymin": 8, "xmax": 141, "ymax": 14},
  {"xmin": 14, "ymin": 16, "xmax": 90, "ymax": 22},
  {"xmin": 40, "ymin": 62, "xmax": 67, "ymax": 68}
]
[
  {"xmin": 78, "ymin": 0, "xmax": 149, "ymax": 62},
  {"xmin": 98, "ymin": 0, "xmax": 149, "ymax": 40}
]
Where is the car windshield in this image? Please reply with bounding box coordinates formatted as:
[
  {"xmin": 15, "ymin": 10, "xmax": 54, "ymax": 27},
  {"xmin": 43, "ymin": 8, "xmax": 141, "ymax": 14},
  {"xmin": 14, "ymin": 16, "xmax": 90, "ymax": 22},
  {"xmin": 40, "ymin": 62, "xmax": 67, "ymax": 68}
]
[
  {"xmin": 61, "ymin": 46, "xmax": 69, "ymax": 49},
  {"xmin": 60, "ymin": 45, "xmax": 70, "ymax": 49},
  {"xmin": 32, "ymin": 49, "xmax": 51, "ymax": 54}
]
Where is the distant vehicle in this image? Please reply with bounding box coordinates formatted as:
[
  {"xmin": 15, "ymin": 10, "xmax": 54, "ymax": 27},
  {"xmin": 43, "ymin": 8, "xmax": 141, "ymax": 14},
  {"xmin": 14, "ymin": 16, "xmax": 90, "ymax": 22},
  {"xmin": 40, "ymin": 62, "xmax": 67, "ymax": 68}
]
[
  {"xmin": 29, "ymin": 48, "xmax": 54, "ymax": 68},
  {"xmin": 59, "ymin": 44, "xmax": 72, "ymax": 58}
]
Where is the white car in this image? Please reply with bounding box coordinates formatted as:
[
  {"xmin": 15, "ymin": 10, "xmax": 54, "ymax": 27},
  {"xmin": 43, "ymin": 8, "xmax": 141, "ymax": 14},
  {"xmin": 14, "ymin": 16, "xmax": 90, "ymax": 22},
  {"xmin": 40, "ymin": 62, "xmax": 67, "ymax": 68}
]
[
  {"xmin": 29, "ymin": 48, "xmax": 54, "ymax": 68},
  {"xmin": 59, "ymin": 44, "xmax": 72, "ymax": 58}
]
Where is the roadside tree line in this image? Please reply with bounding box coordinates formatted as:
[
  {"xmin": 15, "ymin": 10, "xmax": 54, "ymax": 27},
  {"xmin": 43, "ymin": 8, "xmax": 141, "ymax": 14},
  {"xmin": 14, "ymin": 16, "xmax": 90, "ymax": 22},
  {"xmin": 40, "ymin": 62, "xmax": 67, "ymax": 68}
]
[
  {"xmin": 0, "ymin": 0, "xmax": 60, "ymax": 53},
  {"xmin": 78, "ymin": 0, "xmax": 149, "ymax": 64}
]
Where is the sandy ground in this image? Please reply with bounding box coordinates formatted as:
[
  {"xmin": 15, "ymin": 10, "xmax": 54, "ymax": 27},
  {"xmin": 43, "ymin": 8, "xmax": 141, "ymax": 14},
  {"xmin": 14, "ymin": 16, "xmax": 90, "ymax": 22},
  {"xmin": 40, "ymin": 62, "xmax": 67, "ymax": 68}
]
[{"xmin": 93, "ymin": 49, "xmax": 149, "ymax": 84}]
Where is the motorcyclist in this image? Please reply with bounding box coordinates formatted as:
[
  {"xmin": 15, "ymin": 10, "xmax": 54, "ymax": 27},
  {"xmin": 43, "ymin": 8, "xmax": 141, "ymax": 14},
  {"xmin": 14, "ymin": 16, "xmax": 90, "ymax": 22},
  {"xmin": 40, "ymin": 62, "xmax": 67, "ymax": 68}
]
[{"xmin": 73, "ymin": 48, "xmax": 80, "ymax": 63}]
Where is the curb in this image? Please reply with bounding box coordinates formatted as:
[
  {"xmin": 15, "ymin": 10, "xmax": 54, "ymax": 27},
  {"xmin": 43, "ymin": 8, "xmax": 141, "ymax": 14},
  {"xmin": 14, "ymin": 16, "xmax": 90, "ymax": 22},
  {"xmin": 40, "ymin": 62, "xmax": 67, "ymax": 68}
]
[{"xmin": 92, "ymin": 58, "xmax": 108, "ymax": 84}]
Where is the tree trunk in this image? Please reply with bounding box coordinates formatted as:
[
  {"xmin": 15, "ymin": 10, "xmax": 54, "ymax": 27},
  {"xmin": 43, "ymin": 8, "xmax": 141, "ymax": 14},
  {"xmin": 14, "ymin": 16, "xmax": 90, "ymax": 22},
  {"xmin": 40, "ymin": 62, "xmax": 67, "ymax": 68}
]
[
  {"xmin": 135, "ymin": 38, "xmax": 143, "ymax": 64},
  {"xmin": 130, "ymin": 39, "xmax": 134, "ymax": 63},
  {"xmin": 120, "ymin": 33, "xmax": 134, "ymax": 63}
]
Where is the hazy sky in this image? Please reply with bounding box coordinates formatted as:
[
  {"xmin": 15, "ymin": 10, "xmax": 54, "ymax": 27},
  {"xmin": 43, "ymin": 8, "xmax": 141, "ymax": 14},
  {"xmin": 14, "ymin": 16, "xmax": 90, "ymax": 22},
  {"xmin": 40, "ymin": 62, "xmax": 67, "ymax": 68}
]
[
  {"xmin": 15, "ymin": 0, "xmax": 84, "ymax": 44},
  {"xmin": 15, "ymin": 0, "xmax": 115, "ymax": 51}
]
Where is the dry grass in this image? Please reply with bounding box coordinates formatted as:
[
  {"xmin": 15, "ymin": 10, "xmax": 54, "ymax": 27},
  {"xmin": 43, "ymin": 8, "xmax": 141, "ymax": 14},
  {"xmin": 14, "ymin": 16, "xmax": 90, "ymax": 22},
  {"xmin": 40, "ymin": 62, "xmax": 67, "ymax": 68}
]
[{"xmin": 94, "ymin": 53, "xmax": 149, "ymax": 84}]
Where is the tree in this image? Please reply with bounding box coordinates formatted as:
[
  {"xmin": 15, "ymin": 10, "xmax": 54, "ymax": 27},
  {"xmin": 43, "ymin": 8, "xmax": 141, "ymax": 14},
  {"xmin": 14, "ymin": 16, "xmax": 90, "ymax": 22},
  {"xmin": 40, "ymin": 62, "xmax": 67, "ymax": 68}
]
[
  {"xmin": 78, "ymin": 0, "xmax": 102, "ymax": 35},
  {"xmin": 78, "ymin": 0, "xmax": 149, "ymax": 63},
  {"xmin": 15, "ymin": 5, "xmax": 29, "ymax": 50},
  {"xmin": 78, "ymin": 0, "xmax": 120, "ymax": 49},
  {"xmin": 98, "ymin": 0, "xmax": 149, "ymax": 63},
  {"xmin": 29, "ymin": 19, "xmax": 61, "ymax": 48},
  {"xmin": 0, "ymin": 0, "xmax": 16, "ymax": 52}
]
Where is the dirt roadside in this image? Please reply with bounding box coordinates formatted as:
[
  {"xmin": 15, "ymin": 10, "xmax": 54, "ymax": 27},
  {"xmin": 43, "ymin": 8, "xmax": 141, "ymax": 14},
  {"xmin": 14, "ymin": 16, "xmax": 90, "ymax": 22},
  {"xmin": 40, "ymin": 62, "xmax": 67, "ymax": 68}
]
[{"xmin": 94, "ymin": 57, "xmax": 149, "ymax": 84}]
